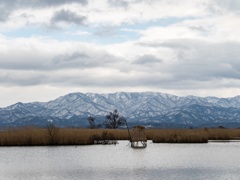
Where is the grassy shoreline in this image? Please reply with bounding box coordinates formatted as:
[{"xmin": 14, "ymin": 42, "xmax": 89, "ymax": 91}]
[{"xmin": 0, "ymin": 127, "xmax": 240, "ymax": 146}]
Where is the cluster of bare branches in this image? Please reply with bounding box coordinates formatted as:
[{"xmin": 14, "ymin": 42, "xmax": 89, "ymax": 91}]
[
  {"xmin": 87, "ymin": 109, "xmax": 126, "ymax": 129},
  {"xmin": 46, "ymin": 123, "xmax": 59, "ymax": 144}
]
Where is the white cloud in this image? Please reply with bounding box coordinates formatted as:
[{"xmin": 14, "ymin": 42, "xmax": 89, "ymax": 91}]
[
  {"xmin": 67, "ymin": 30, "xmax": 91, "ymax": 36},
  {"xmin": 0, "ymin": 0, "xmax": 240, "ymax": 106}
]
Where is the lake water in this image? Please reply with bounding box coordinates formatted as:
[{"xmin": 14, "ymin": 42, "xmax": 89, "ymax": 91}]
[{"xmin": 1, "ymin": 141, "xmax": 240, "ymax": 180}]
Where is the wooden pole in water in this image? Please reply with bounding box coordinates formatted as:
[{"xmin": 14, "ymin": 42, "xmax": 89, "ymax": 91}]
[{"xmin": 125, "ymin": 119, "xmax": 132, "ymax": 142}]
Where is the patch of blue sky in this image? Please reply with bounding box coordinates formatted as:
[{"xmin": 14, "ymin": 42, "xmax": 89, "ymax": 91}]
[
  {"xmin": 123, "ymin": 16, "xmax": 196, "ymax": 30},
  {"xmin": 3, "ymin": 16, "xmax": 195, "ymax": 44},
  {"xmin": 92, "ymin": 28, "xmax": 140, "ymax": 44},
  {"xmin": 90, "ymin": 16, "xmax": 197, "ymax": 44},
  {"xmin": 4, "ymin": 25, "xmax": 93, "ymax": 42},
  {"xmin": 49, "ymin": 28, "xmax": 93, "ymax": 42},
  {"xmin": 47, "ymin": 17, "xmax": 195, "ymax": 44},
  {"xmin": 4, "ymin": 26, "xmax": 39, "ymax": 38},
  {"xmin": 61, "ymin": 26, "xmax": 139, "ymax": 44}
]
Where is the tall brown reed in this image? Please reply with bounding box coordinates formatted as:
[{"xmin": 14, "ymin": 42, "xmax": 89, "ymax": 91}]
[
  {"xmin": 0, "ymin": 127, "xmax": 129, "ymax": 146},
  {"xmin": 147, "ymin": 129, "xmax": 209, "ymax": 143},
  {"xmin": 1, "ymin": 127, "xmax": 240, "ymax": 146}
]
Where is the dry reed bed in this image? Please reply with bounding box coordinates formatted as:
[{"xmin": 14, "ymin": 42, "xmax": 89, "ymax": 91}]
[
  {"xmin": 1, "ymin": 127, "xmax": 240, "ymax": 146},
  {"xmin": 0, "ymin": 127, "xmax": 129, "ymax": 146},
  {"xmin": 146, "ymin": 128, "xmax": 240, "ymax": 143},
  {"xmin": 146, "ymin": 129, "xmax": 209, "ymax": 143}
]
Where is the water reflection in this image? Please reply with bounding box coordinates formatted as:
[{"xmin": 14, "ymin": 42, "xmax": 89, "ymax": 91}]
[{"xmin": 1, "ymin": 141, "xmax": 240, "ymax": 180}]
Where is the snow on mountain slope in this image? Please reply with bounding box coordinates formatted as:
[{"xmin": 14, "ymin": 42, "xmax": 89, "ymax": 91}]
[{"xmin": 0, "ymin": 92, "xmax": 240, "ymax": 127}]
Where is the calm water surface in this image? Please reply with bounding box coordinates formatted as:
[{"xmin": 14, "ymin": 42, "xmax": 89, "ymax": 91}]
[{"xmin": 1, "ymin": 141, "xmax": 240, "ymax": 180}]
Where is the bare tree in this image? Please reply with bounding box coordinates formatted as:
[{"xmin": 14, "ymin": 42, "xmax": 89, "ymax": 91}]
[
  {"xmin": 46, "ymin": 123, "xmax": 59, "ymax": 145},
  {"xmin": 87, "ymin": 116, "xmax": 96, "ymax": 129},
  {"xmin": 103, "ymin": 109, "xmax": 126, "ymax": 129}
]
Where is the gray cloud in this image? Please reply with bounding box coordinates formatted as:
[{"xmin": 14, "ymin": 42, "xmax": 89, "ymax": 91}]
[
  {"xmin": 33, "ymin": 0, "xmax": 88, "ymax": 7},
  {"xmin": 51, "ymin": 10, "xmax": 86, "ymax": 26},
  {"xmin": 0, "ymin": 3, "xmax": 11, "ymax": 21},
  {"xmin": 206, "ymin": 0, "xmax": 240, "ymax": 15},
  {"xmin": 136, "ymin": 39, "xmax": 240, "ymax": 90},
  {"xmin": 133, "ymin": 55, "xmax": 162, "ymax": 64},
  {"xmin": 0, "ymin": 45, "xmax": 120, "ymax": 72},
  {"xmin": 0, "ymin": 0, "xmax": 88, "ymax": 22},
  {"xmin": 212, "ymin": 0, "xmax": 240, "ymax": 14},
  {"xmin": 51, "ymin": 52, "xmax": 92, "ymax": 68},
  {"xmin": 49, "ymin": 51, "xmax": 119, "ymax": 70},
  {"xmin": 107, "ymin": 0, "xmax": 158, "ymax": 8},
  {"xmin": 0, "ymin": 71, "xmax": 47, "ymax": 86},
  {"xmin": 94, "ymin": 26, "xmax": 117, "ymax": 37},
  {"xmin": 159, "ymin": 40, "xmax": 240, "ymax": 80},
  {"xmin": 108, "ymin": 0, "xmax": 129, "ymax": 8},
  {"xmin": 0, "ymin": 10, "xmax": 9, "ymax": 22},
  {"xmin": 0, "ymin": 0, "xmax": 88, "ymax": 8},
  {"xmin": 1, "ymin": 37, "xmax": 240, "ymax": 91},
  {"xmin": 0, "ymin": 52, "xmax": 46, "ymax": 70}
]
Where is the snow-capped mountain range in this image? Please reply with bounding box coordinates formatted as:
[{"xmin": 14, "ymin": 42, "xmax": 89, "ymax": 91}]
[{"xmin": 1, "ymin": 92, "xmax": 240, "ymax": 128}]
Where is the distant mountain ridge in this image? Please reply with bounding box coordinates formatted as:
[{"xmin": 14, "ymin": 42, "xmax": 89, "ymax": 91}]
[{"xmin": 1, "ymin": 92, "xmax": 240, "ymax": 128}]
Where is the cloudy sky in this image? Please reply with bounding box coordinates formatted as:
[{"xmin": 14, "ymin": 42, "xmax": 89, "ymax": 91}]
[{"xmin": 0, "ymin": 0, "xmax": 240, "ymax": 107}]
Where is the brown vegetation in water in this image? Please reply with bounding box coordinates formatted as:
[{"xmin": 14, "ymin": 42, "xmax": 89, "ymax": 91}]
[
  {"xmin": 1, "ymin": 127, "xmax": 240, "ymax": 146},
  {"xmin": 146, "ymin": 128, "xmax": 240, "ymax": 143},
  {"xmin": 147, "ymin": 129, "xmax": 209, "ymax": 143},
  {"xmin": 0, "ymin": 127, "xmax": 129, "ymax": 146}
]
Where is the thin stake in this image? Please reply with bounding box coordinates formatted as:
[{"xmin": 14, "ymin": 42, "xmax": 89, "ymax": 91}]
[{"xmin": 125, "ymin": 119, "xmax": 132, "ymax": 142}]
